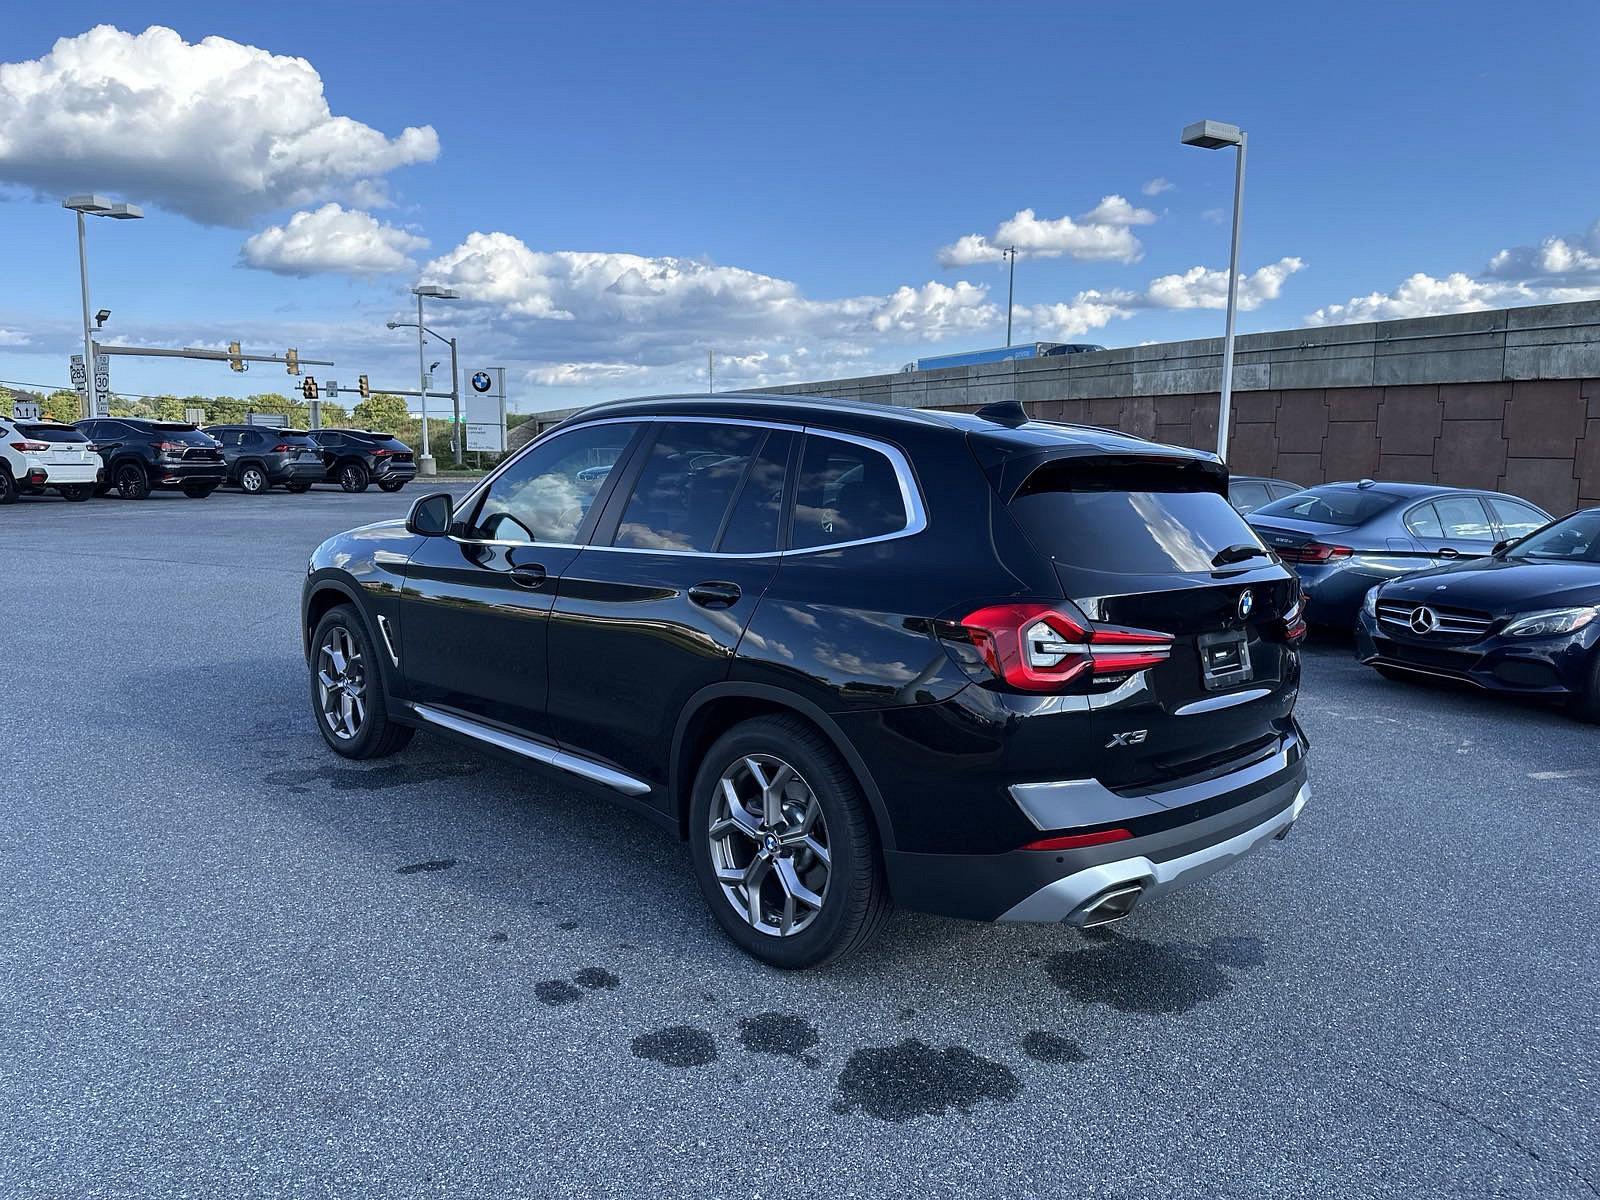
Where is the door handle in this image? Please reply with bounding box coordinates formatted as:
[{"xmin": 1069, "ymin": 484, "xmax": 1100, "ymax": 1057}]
[
  {"xmin": 1438, "ymin": 547, "xmax": 1460, "ymax": 558},
  {"xmin": 509, "ymin": 566, "xmax": 547, "ymax": 590},
  {"xmin": 688, "ymin": 580, "xmax": 742, "ymax": 609}
]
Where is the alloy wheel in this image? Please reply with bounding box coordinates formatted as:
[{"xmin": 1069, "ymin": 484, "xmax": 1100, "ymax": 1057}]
[
  {"xmin": 242, "ymin": 467, "xmax": 266, "ymax": 493},
  {"xmin": 708, "ymin": 754, "xmax": 831, "ymax": 937},
  {"xmin": 116, "ymin": 464, "xmax": 146, "ymax": 499},
  {"xmin": 316, "ymin": 625, "xmax": 368, "ymax": 741}
]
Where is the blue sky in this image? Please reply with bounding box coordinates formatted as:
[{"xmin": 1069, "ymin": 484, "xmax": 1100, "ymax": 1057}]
[{"xmin": 2, "ymin": 1, "xmax": 1598, "ymax": 412}]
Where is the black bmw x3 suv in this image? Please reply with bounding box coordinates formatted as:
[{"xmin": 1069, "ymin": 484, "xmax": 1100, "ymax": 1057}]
[{"xmin": 301, "ymin": 394, "xmax": 1311, "ymax": 967}]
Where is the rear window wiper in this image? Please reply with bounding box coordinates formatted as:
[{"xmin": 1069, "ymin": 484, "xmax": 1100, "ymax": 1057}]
[{"xmin": 1211, "ymin": 543, "xmax": 1271, "ymax": 567}]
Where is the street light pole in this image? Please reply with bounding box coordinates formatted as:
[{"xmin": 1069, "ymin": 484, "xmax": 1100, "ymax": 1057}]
[
  {"xmin": 1180, "ymin": 120, "xmax": 1248, "ymax": 462},
  {"xmin": 409, "ymin": 285, "xmax": 458, "ymax": 475},
  {"xmin": 63, "ymin": 195, "xmax": 143, "ymax": 419},
  {"xmin": 1003, "ymin": 246, "xmax": 1017, "ymax": 347}
]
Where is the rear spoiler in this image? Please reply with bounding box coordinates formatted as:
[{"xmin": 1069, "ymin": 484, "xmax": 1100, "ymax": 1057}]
[{"xmin": 972, "ymin": 441, "xmax": 1228, "ymax": 503}]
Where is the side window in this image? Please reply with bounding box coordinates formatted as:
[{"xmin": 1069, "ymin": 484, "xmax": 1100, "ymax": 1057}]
[
  {"xmin": 218, "ymin": 430, "xmax": 243, "ymax": 447},
  {"xmin": 467, "ymin": 421, "xmax": 641, "ymax": 544},
  {"xmin": 1230, "ymin": 482, "xmax": 1269, "ymax": 513},
  {"xmin": 792, "ymin": 434, "xmax": 910, "ymax": 550},
  {"xmin": 316, "ymin": 432, "xmax": 343, "ymax": 450},
  {"xmin": 612, "ymin": 422, "xmax": 765, "ymax": 552},
  {"xmin": 1270, "ymin": 482, "xmax": 1302, "ymax": 500},
  {"xmin": 1487, "ymin": 497, "xmax": 1547, "ymax": 539},
  {"xmin": 1405, "ymin": 502, "xmax": 1443, "ymax": 539},
  {"xmin": 719, "ymin": 431, "xmax": 794, "ymax": 554},
  {"xmin": 1433, "ymin": 495, "xmax": 1494, "ymax": 540}
]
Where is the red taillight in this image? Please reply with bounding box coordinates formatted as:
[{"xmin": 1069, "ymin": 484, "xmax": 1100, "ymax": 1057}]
[
  {"xmin": 1283, "ymin": 593, "xmax": 1309, "ymax": 643},
  {"xmin": 155, "ymin": 440, "xmax": 186, "ymax": 454},
  {"xmin": 9, "ymin": 440, "xmax": 49, "ymax": 452},
  {"xmin": 271, "ymin": 443, "xmax": 295, "ymax": 453},
  {"xmin": 955, "ymin": 602, "xmax": 1173, "ymax": 693},
  {"xmin": 1023, "ymin": 828, "xmax": 1133, "ymax": 852},
  {"xmin": 371, "ymin": 448, "xmax": 393, "ymax": 457},
  {"xmin": 1280, "ymin": 542, "xmax": 1352, "ymax": 564}
]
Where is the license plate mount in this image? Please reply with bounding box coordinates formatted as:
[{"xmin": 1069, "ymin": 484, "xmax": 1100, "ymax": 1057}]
[{"xmin": 1198, "ymin": 630, "xmax": 1253, "ymax": 692}]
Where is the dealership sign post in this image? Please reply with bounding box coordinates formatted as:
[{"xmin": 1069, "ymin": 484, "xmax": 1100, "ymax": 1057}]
[{"xmin": 465, "ymin": 367, "xmax": 506, "ymax": 453}]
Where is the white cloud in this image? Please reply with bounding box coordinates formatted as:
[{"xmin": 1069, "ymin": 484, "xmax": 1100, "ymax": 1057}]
[
  {"xmin": 0, "ymin": 328, "xmax": 30, "ymax": 346},
  {"xmin": 1142, "ymin": 177, "xmax": 1175, "ymax": 196},
  {"xmin": 1019, "ymin": 258, "xmax": 1307, "ymax": 339},
  {"xmin": 0, "ymin": 25, "xmax": 438, "ymax": 224},
  {"xmin": 240, "ymin": 204, "xmax": 428, "ymax": 276},
  {"xmin": 1306, "ymin": 216, "xmax": 1600, "ymax": 325},
  {"xmin": 937, "ymin": 196, "xmax": 1155, "ymax": 267}
]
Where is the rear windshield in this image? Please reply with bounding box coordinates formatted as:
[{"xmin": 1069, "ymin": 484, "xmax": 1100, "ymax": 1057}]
[
  {"xmin": 1253, "ymin": 485, "xmax": 1398, "ymax": 527},
  {"xmin": 18, "ymin": 423, "xmax": 89, "ymax": 443},
  {"xmin": 1008, "ymin": 461, "xmax": 1264, "ymax": 575}
]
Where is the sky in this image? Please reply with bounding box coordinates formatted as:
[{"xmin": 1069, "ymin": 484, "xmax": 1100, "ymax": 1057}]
[{"xmin": 1, "ymin": 0, "xmax": 1598, "ymax": 414}]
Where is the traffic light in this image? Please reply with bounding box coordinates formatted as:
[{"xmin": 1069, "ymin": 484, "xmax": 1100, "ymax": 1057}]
[
  {"xmin": 286, "ymin": 348, "xmax": 299, "ymax": 376},
  {"xmin": 228, "ymin": 341, "xmax": 244, "ymax": 372},
  {"xmin": 302, "ymin": 377, "xmax": 319, "ymax": 401},
  {"xmin": 358, "ymin": 374, "xmax": 370, "ymax": 399}
]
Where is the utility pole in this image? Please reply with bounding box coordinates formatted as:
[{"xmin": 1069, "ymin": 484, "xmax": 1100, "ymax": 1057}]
[
  {"xmin": 707, "ymin": 349, "xmax": 714, "ymax": 394},
  {"xmin": 1003, "ymin": 246, "xmax": 1018, "ymax": 347}
]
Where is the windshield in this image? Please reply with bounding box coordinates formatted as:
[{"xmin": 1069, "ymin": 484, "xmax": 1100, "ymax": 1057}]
[
  {"xmin": 1253, "ymin": 485, "xmax": 1399, "ymax": 527},
  {"xmin": 1009, "ymin": 471, "xmax": 1265, "ymax": 575},
  {"xmin": 1506, "ymin": 510, "xmax": 1600, "ymax": 563}
]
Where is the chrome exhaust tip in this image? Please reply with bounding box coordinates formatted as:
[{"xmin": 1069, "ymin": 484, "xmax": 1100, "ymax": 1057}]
[{"xmin": 1068, "ymin": 883, "xmax": 1144, "ymax": 928}]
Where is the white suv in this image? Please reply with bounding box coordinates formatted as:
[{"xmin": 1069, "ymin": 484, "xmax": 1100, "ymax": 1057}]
[{"xmin": 0, "ymin": 417, "xmax": 102, "ymax": 503}]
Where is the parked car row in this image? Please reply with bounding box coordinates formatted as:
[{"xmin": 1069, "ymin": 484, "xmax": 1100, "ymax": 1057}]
[{"xmin": 0, "ymin": 415, "xmax": 417, "ymax": 502}]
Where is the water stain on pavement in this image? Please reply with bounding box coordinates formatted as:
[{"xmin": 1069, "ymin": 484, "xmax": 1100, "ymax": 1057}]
[
  {"xmin": 265, "ymin": 760, "xmax": 482, "ymax": 795},
  {"xmin": 556, "ymin": 920, "xmax": 580, "ymax": 931},
  {"xmin": 486, "ymin": 931, "xmax": 509, "ymax": 944},
  {"xmin": 1045, "ymin": 931, "xmax": 1265, "ymax": 1015},
  {"xmin": 535, "ymin": 980, "xmax": 584, "ymax": 1006},
  {"xmin": 574, "ymin": 967, "xmax": 619, "ymax": 991},
  {"xmin": 832, "ymin": 1039, "xmax": 1020, "ymax": 1122},
  {"xmin": 632, "ymin": 1026, "xmax": 718, "ymax": 1068},
  {"xmin": 738, "ymin": 1012, "xmax": 820, "ymax": 1065},
  {"xmin": 1021, "ymin": 1031, "xmax": 1088, "ymax": 1064},
  {"xmin": 396, "ymin": 859, "xmax": 457, "ymax": 875}
]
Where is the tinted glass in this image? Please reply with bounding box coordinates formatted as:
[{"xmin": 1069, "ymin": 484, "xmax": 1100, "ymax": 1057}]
[
  {"xmin": 1432, "ymin": 495, "xmax": 1494, "ymax": 540},
  {"xmin": 1229, "ymin": 481, "xmax": 1269, "ymax": 512},
  {"xmin": 612, "ymin": 423, "xmax": 764, "ymax": 552},
  {"xmin": 1269, "ymin": 482, "xmax": 1303, "ymax": 499},
  {"xmin": 314, "ymin": 432, "xmax": 344, "ymax": 448},
  {"xmin": 467, "ymin": 421, "xmax": 640, "ymax": 544},
  {"xmin": 1406, "ymin": 503, "xmax": 1443, "ymax": 539},
  {"xmin": 719, "ymin": 431, "xmax": 793, "ymax": 554},
  {"xmin": 1010, "ymin": 467, "xmax": 1263, "ymax": 575},
  {"xmin": 1507, "ymin": 509, "xmax": 1600, "ymax": 562},
  {"xmin": 792, "ymin": 435, "xmax": 909, "ymax": 549},
  {"xmin": 18, "ymin": 424, "xmax": 89, "ymax": 443},
  {"xmin": 1255, "ymin": 486, "xmax": 1399, "ymax": 527},
  {"xmin": 1487, "ymin": 496, "xmax": 1548, "ymax": 539}
]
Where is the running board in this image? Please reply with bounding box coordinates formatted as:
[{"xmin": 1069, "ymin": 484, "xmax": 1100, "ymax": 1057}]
[{"xmin": 408, "ymin": 703, "xmax": 653, "ymax": 797}]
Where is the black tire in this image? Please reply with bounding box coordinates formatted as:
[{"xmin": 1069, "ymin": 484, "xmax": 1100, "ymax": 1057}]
[
  {"xmin": 338, "ymin": 461, "xmax": 370, "ymax": 493},
  {"xmin": 0, "ymin": 467, "xmax": 15, "ymax": 505},
  {"xmin": 309, "ymin": 604, "xmax": 413, "ymax": 758},
  {"xmin": 689, "ymin": 714, "xmax": 890, "ymax": 969},
  {"xmin": 238, "ymin": 463, "xmax": 269, "ymax": 494},
  {"xmin": 113, "ymin": 461, "xmax": 150, "ymax": 500},
  {"xmin": 1567, "ymin": 651, "xmax": 1600, "ymax": 724},
  {"xmin": 285, "ymin": 481, "xmax": 312, "ymax": 494},
  {"xmin": 182, "ymin": 481, "xmax": 218, "ymax": 499},
  {"xmin": 378, "ymin": 479, "xmax": 406, "ymax": 494},
  {"xmin": 57, "ymin": 485, "xmax": 93, "ymax": 502}
]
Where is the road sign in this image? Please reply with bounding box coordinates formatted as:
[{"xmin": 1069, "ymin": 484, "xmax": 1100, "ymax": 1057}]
[
  {"xmin": 325, "ymin": 380, "xmax": 339, "ymax": 399},
  {"xmin": 12, "ymin": 401, "xmax": 40, "ymax": 421},
  {"xmin": 247, "ymin": 412, "xmax": 285, "ymax": 427},
  {"xmin": 185, "ymin": 406, "xmax": 206, "ymax": 425},
  {"xmin": 464, "ymin": 366, "xmax": 506, "ymax": 452},
  {"xmin": 72, "ymin": 353, "xmax": 110, "ymax": 402}
]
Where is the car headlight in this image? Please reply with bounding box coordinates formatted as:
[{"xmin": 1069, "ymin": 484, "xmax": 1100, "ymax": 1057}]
[
  {"xmin": 1362, "ymin": 586, "xmax": 1380, "ymax": 618},
  {"xmin": 1500, "ymin": 606, "xmax": 1599, "ymax": 638}
]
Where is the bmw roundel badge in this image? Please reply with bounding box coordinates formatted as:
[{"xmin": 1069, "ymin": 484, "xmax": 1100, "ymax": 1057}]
[
  {"xmin": 1238, "ymin": 590, "xmax": 1254, "ymax": 619},
  {"xmin": 471, "ymin": 371, "xmax": 493, "ymax": 393}
]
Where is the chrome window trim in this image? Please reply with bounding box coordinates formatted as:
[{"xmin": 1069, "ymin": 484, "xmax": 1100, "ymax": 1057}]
[{"xmin": 448, "ymin": 413, "xmax": 927, "ymax": 559}]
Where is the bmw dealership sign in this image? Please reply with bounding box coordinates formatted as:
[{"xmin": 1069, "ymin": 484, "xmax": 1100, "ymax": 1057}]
[{"xmin": 464, "ymin": 366, "xmax": 506, "ymax": 452}]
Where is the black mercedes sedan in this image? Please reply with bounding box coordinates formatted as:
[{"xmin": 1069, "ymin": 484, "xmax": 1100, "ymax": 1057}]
[{"xmin": 1355, "ymin": 507, "xmax": 1600, "ymax": 720}]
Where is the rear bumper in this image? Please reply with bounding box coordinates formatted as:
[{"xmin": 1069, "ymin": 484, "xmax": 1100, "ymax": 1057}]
[
  {"xmin": 153, "ymin": 460, "xmax": 227, "ymax": 487},
  {"xmin": 271, "ymin": 460, "xmax": 326, "ymax": 484},
  {"xmin": 883, "ymin": 733, "xmax": 1310, "ymax": 923},
  {"xmin": 19, "ymin": 461, "xmax": 100, "ymax": 486}
]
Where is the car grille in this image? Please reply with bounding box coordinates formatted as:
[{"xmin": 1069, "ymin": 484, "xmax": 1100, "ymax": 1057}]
[
  {"xmin": 1376, "ymin": 600, "xmax": 1495, "ymax": 640},
  {"xmin": 182, "ymin": 448, "xmax": 222, "ymax": 462}
]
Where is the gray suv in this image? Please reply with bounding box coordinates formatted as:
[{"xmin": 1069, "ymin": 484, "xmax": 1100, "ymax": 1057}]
[{"xmin": 205, "ymin": 425, "xmax": 325, "ymax": 494}]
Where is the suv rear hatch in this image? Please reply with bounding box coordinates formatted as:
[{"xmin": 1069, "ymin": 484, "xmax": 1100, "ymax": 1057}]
[
  {"xmin": 17, "ymin": 422, "xmax": 98, "ymax": 467},
  {"xmin": 151, "ymin": 423, "xmax": 223, "ymax": 462},
  {"xmin": 989, "ymin": 449, "xmax": 1303, "ymax": 792},
  {"xmin": 360, "ymin": 433, "xmax": 414, "ymax": 464}
]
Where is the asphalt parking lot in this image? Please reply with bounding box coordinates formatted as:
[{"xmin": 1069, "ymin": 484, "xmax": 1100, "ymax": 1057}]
[{"xmin": 1, "ymin": 485, "xmax": 1596, "ymax": 1200}]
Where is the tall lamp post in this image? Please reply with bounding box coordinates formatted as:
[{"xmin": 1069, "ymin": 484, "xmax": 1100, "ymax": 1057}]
[
  {"xmin": 1001, "ymin": 245, "xmax": 1018, "ymax": 347},
  {"xmin": 387, "ymin": 319, "xmax": 460, "ymax": 464},
  {"xmin": 63, "ymin": 195, "xmax": 143, "ymax": 419},
  {"xmin": 1180, "ymin": 120, "xmax": 1247, "ymax": 461},
  {"xmin": 410, "ymin": 285, "xmax": 458, "ymax": 475}
]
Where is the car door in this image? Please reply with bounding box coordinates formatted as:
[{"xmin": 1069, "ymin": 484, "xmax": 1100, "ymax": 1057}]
[
  {"xmin": 544, "ymin": 420, "xmax": 793, "ymax": 789},
  {"xmin": 395, "ymin": 420, "xmax": 647, "ymax": 739},
  {"xmin": 1405, "ymin": 495, "xmax": 1498, "ymax": 568},
  {"xmin": 311, "ymin": 431, "xmax": 343, "ymax": 479}
]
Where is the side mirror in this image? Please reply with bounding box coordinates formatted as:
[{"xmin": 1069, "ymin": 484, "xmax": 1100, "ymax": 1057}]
[
  {"xmin": 1491, "ymin": 540, "xmax": 1511, "ymax": 556},
  {"xmin": 406, "ymin": 491, "xmax": 454, "ymax": 537}
]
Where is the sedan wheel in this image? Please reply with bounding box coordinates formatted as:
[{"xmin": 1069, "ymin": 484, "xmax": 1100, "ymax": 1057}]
[
  {"xmin": 316, "ymin": 625, "xmax": 368, "ymax": 741},
  {"xmin": 708, "ymin": 753, "xmax": 832, "ymax": 938}
]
